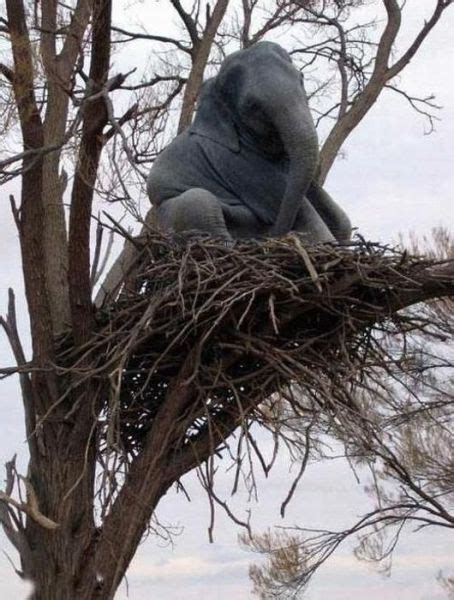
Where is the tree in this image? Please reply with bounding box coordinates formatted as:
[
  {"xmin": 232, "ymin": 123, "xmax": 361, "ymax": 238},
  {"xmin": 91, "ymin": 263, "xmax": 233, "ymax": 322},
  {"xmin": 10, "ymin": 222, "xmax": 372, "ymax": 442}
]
[{"xmin": 0, "ymin": 1, "xmax": 453, "ymax": 598}]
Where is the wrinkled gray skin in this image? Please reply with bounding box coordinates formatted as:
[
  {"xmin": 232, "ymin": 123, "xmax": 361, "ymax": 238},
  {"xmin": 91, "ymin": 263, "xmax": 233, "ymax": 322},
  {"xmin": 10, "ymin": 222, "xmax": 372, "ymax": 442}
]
[{"xmin": 147, "ymin": 42, "xmax": 351, "ymax": 243}]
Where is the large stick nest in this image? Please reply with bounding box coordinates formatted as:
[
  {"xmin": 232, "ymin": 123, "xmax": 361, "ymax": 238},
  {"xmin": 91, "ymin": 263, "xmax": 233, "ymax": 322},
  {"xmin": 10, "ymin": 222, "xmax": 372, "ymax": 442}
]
[{"xmin": 57, "ymin": 232, "xmax": 453, "ymax": 460}]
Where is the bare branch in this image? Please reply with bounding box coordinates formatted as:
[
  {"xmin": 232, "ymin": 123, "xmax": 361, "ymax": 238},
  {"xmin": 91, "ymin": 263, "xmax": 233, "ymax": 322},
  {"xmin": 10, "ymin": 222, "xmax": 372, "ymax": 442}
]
[
  {"xmin": 112, "ymin": 25, "xmax": 192, "ymax": 53},
  {"xmin": 0, "ymin": 479, "xmax": 59, "ymax": 530},
  {"xmin": 0, "ymin": 62, "xmax": 14, "ymax": 82},
  {"xmin": 387, "ymin": 0, "xmax": 453, "ymax": 80},
  {"xmin": 170, "ymin": 0, "xmax": 200, "ymax": 46}
]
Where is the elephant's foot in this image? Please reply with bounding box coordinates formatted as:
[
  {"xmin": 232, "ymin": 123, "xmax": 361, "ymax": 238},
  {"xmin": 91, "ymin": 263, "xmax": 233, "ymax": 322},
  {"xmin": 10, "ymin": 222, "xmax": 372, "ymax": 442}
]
[
  {"xmin": 307, "ymin": 183, "xmax": 352, "ymax": 242},
  {"xmin": 291, "ymin": 195, "xmax": 338, "ymax": 244}
]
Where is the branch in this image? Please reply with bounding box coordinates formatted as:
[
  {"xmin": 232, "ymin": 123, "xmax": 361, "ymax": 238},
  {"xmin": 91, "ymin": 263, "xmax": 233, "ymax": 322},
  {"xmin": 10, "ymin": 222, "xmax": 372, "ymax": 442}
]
[
  {"xmin": 388, "ymin": 260, "xmax": 454, "ymax": 311},
  {"xmin": 373, "ymin": 0, "xmax": 401, "ymax": 76},
  {"xmin": 68, "ymin": 0, "xmax": 112, "ymax": 343},
  {"xmin": 0, "ymin": 289, "xmax": 36, "ymax": 445},
  {"xmin": 40, "ymin": 0, "xmax": 58, "ymax": 66},
  {"xmin": 177, "ymin": 0, "xmax": 230, "ymax": 132},
  {"xmin": 0, "ymin": 62, "xmax": 14, "ymax": 82},
  {"xmin": 170, "ymin": 0, "xmax": 200, "ymax": 46},
  {"xmin": 5, "ymin": 2, "xmax": 56, "ymax": 418},
  {"xmin": 0, "ymin": 481, "xmax": 59, "ymax": 531},
  {"xmin": 38, "ymin": 1, "xmax": 98, "ymax": 336},
  {"xmin": 386, "ymin": 0, "xmax": 453, "ymax": 80},
  {"xmin": 112, "ymin": 25, "xmax": 191, "ymax": 53},
  {"xmin": 58, "ymin": 0, "xmax": 91, "ymax": 74},
  {"xmin": 248, "ymin": 1, "xmax": 303, "ymax": 46},
  {"xmin": 385, "ymin": 83, "xmax": 441, "ymax": 132},
  {"xmin": 5, "ymin": 0, "xmax": 43, "ymax": 149},
  {"xmin": 0, "ymin": 16, "xmax": 9, "ymax": 32},
  {"xmin": 94, "ymin": 350, "xmax": 201, "ymax": 596},
  {"xmin": 0, "ymin": 110, "xmax": 83, "ymax": 182},
  {"xmin": 0, "ymin": 457, "xmax": 32, "ymax": 572}
]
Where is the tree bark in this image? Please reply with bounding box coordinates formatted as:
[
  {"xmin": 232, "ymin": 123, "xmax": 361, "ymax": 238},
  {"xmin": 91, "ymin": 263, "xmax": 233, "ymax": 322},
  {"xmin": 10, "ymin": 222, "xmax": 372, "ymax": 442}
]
[
  {"xmin": 177, "ymin": 0, "xmax": 230, "ymax": 132},
  {"xmin": 69, "ymin": 0, "xmax": 112, "ymax": 342},
  {"xmin": 6, "ymin": 3, "xmax": 105, "ymax": 597},
  {"xmin": 40, "ymin": 0, "xmax": 92, "ymax": 334}
]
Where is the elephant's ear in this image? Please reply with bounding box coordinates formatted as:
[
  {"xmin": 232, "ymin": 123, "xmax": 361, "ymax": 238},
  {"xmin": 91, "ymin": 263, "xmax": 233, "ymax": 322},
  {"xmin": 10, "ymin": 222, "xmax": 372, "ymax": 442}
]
[{"xmin": 190, "ymin": 78, "xmax": 240, "ymax": 153}]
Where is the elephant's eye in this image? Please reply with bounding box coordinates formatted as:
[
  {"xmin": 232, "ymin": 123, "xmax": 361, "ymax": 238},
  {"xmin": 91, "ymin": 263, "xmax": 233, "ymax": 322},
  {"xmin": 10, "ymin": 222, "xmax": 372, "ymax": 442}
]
[{"xmin": 243, "ymin": 98, "xmax": 259, "ymax": 112}]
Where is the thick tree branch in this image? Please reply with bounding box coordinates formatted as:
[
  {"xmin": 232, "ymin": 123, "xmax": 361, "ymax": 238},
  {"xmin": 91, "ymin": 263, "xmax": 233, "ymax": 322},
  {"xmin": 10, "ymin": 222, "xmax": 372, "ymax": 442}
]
[
  {"xmin": 59, "ymin": 0, "xmax": 92, "ymax": 72},
  {"xmin": 40, "ymin": 0, "xmax": 58, "ymax": 64},
  {"xmin": 373, "ymin": 0, "xmax": 401, "ymax": 76},
  {"xmin": 68, "ymin": 0, "xmax": 112, "ymax": 343},
  {"xmin": 177, "ymin": 0, "xmax": 230, "ymax": 132},
  {"xmin": 93, "ymin": 351, "xmax": 199, "ymax": 596},
  {"xmin": 5, "ymin": 0, "xmax": 43, "ymax": 151},
  {"xmin": 5, "ymin": 0, "xmax": 55, "ymax": 366},
  {"xmin": 39, "ymin": 0, "xmax": 92, "ymax": 334}
]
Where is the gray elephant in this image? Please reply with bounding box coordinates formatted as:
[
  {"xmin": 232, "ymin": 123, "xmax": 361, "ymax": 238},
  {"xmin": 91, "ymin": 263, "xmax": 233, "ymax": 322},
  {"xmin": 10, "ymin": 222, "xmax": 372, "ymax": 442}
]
[{"xmin": 147, "ymin": 41, "xmax": 351, "ymax": 243}]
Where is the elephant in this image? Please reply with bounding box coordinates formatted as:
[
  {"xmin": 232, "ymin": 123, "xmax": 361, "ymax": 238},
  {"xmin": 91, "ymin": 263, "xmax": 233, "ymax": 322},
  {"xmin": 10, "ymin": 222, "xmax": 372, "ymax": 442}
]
[
  {"xmin": 95, "ymin": 42, "xmax": 352, "ymax": 308},
  {"xmin": 147, "ymin": 41, "xmax": 351, "ymax": 243}
]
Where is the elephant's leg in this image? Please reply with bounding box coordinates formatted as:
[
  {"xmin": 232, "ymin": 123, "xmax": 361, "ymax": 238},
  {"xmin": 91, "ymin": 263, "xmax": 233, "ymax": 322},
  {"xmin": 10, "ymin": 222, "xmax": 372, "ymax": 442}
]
[
  {"xmin": 221, "ymin": 203, "xmax": 267, "ymax": 239},
  {"xmin": 293, "ymin": 197, "xmax": 336, "ymax": 243},
  {"xmin": 307, "ymin": 183, "xmax": 352, "ymax": 242},
  {"xmin": 157, "ymin": 188, "xmax": 233, "ymax": 241}
]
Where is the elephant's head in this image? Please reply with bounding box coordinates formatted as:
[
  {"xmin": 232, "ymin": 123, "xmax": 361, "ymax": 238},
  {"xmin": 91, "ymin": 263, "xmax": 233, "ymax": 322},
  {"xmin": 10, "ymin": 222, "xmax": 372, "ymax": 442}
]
[{"xmin": 191, "ymin": 42, "xmax": 319, "ymax": 235}]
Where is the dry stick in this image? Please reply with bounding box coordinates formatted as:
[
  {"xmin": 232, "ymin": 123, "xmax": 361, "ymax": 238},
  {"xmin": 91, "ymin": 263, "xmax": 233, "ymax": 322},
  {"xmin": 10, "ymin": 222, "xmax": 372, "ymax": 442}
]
[
  {"xmin": 0, "ymin": 457, "xmax": 31, "ymax": 566},
  {"xmin": 280, "ymin": 419, "xmax": 313, "ymax": 518},
  {"xmin": 0, "ymin": 482, "xmax": 58, "ymax": 530},
  {"xmin": 0, "ymin": 289, "xmax": 36, "ymax": 445}
]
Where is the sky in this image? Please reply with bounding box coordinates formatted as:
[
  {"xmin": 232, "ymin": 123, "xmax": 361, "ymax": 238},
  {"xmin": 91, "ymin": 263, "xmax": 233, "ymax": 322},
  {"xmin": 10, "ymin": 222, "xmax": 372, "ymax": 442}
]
[{"xmin": 1, "ymin": 1, "xmax": 454, "ymax": 598}]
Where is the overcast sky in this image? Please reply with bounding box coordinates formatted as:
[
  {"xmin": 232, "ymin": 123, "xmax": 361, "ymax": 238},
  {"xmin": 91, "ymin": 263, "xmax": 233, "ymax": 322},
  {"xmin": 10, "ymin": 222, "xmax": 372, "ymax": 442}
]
[{"xmin": 1, "ymin": 1, "xmax": 454, "ymax": 598}]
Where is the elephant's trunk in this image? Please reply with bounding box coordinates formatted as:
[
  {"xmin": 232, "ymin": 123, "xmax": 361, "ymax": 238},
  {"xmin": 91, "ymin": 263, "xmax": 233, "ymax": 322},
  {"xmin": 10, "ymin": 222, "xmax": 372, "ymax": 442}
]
[{"xmin": 271, "ymin": 105, "xmax": 319, "ymax": 236}]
